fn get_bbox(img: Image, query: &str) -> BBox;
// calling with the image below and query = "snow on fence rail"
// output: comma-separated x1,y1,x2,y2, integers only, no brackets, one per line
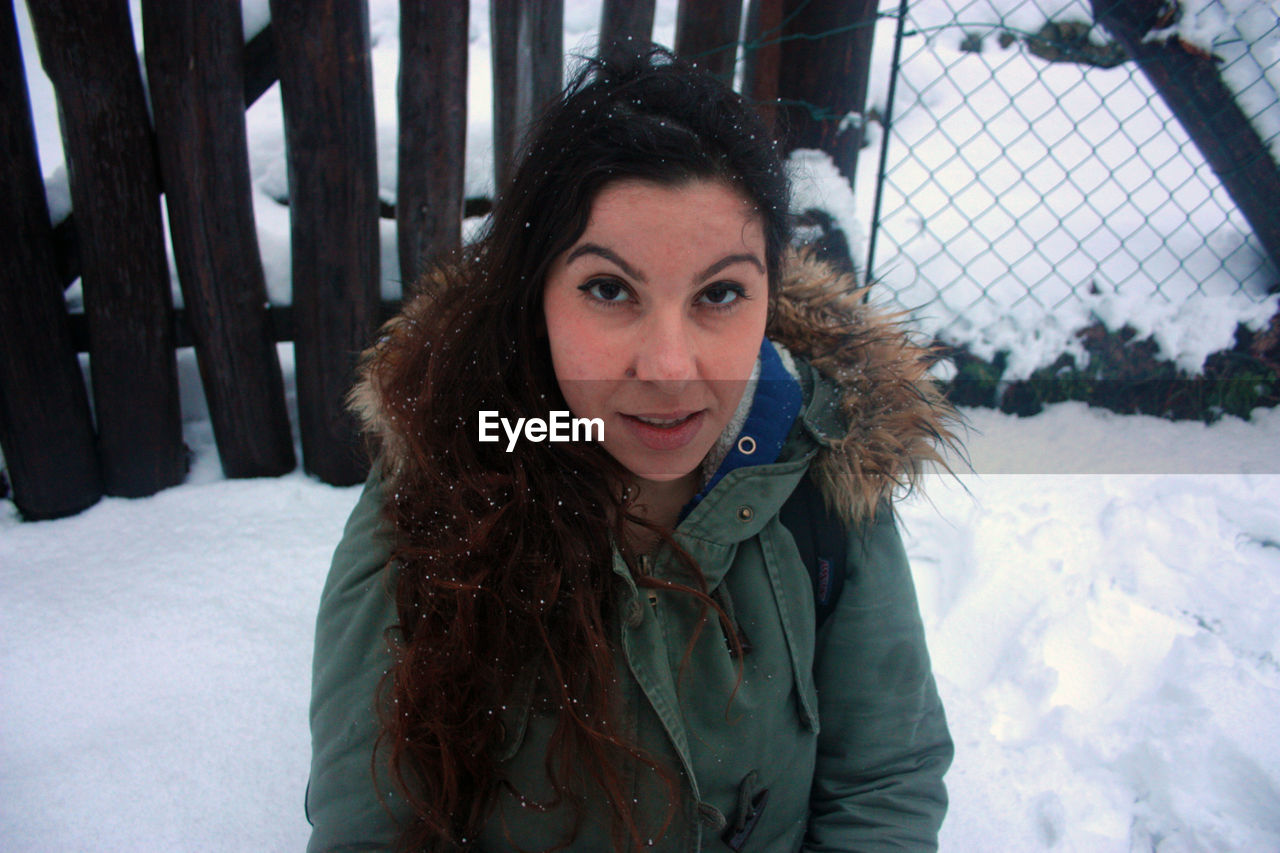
3,0,1279,521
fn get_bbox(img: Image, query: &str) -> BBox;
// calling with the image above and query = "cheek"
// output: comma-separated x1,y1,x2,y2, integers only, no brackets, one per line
546,312,602,382
717,301,769,375
549,351,617,429
544,288,584,378
544,290,626,396
556,378,604,424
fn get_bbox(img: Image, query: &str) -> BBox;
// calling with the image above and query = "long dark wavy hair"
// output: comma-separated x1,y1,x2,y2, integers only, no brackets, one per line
360,46,792,852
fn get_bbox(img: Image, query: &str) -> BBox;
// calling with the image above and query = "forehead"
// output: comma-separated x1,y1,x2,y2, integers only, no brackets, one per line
580,178,764,245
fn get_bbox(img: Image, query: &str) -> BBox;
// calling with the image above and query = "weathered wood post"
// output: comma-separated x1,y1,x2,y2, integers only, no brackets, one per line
0,0,102,519
1094,0,1280,286
28,0,186,498
600,0,656,53
244,23,279,108
48,22,280,295
270,0,381,485
776,0,879,192
398,0,468,287
490,0,564,193
142,0,296,479
675,0,744,83
742,0,785,130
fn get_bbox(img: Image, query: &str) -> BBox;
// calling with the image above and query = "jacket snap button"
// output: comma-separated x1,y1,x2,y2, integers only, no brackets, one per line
736,435,757,455
737,506,754,522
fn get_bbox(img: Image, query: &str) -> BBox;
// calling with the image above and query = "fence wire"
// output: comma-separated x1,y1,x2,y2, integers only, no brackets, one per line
861,0,1280,370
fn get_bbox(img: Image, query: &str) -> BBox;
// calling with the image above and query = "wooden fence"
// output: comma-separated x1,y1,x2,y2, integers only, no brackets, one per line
0,0,876,520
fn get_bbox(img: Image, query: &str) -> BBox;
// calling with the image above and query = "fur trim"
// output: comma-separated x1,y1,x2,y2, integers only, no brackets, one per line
768,250,962,525
347,264,472,479
351,250,961,524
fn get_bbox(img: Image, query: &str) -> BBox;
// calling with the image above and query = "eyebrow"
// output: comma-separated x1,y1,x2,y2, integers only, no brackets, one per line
696,253,766,282
565,244,647,282
564,243,766,284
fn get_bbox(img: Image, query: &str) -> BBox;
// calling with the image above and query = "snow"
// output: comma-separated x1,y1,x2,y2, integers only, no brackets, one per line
7,0,1280,849
788,148,869,280
908,465,1280,850
0,471,342,850
858,3,1280,378
1154,0,1280,169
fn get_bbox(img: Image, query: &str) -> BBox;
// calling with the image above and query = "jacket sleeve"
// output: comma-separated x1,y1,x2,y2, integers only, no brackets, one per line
306,466,409,853
804,505,953,852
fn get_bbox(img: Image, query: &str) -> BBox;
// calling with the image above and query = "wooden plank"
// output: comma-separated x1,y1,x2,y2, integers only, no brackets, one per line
27,0,186,498
270,0,381,485
490,0,564,192
776,0,878,191
142,0,295,479
0,0,102,519
600,0,656,54
675,0,743,83
243,23,278,109
397,0,468,287
48,21,279,294
1094,0,1280,287
741,0,784,131
67,299,404,355
51,214,78,288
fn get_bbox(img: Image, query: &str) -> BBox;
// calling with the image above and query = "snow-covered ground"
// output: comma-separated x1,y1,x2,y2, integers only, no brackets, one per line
7,0,1280,850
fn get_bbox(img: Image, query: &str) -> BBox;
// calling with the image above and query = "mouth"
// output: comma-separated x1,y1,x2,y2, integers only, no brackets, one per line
619,410,707,451
627,412,700,427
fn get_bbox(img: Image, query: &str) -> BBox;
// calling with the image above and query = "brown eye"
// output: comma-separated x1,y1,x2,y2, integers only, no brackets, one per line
698,283,745,306
580,278,630,303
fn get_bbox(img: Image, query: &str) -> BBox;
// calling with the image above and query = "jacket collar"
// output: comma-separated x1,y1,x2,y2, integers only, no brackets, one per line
681,338,804,521
666,356,825,589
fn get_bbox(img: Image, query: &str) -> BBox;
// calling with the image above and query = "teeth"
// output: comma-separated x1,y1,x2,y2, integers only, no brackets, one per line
635,415,687,427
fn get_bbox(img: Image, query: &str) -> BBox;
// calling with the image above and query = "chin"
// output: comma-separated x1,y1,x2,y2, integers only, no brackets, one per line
631,466,700,485
609,446,706,486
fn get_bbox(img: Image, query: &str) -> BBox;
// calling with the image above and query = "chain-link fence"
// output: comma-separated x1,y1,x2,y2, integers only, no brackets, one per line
861,0,1280,377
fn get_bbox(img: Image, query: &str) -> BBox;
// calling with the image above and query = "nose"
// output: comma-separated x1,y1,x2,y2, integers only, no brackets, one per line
629,309,697,391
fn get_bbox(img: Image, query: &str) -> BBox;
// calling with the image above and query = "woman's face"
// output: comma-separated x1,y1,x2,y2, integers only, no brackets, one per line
542,178,769,489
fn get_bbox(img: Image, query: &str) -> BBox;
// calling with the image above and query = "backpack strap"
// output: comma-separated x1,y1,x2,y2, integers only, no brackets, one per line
778,474,848,630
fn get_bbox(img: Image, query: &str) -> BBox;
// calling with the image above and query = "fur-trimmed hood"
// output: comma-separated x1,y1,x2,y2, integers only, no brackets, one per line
766,251,961,522
351,249,960,525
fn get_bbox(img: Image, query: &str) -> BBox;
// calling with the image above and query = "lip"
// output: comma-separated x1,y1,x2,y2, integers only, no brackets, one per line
619,410,707,451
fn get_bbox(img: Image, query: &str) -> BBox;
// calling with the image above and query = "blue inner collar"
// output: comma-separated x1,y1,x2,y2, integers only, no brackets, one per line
681,339,803,519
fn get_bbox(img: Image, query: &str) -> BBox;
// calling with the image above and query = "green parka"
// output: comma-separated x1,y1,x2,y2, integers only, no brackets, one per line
306,253,957,852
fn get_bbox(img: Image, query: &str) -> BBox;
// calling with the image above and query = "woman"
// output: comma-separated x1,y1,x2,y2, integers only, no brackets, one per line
307,48,957,852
